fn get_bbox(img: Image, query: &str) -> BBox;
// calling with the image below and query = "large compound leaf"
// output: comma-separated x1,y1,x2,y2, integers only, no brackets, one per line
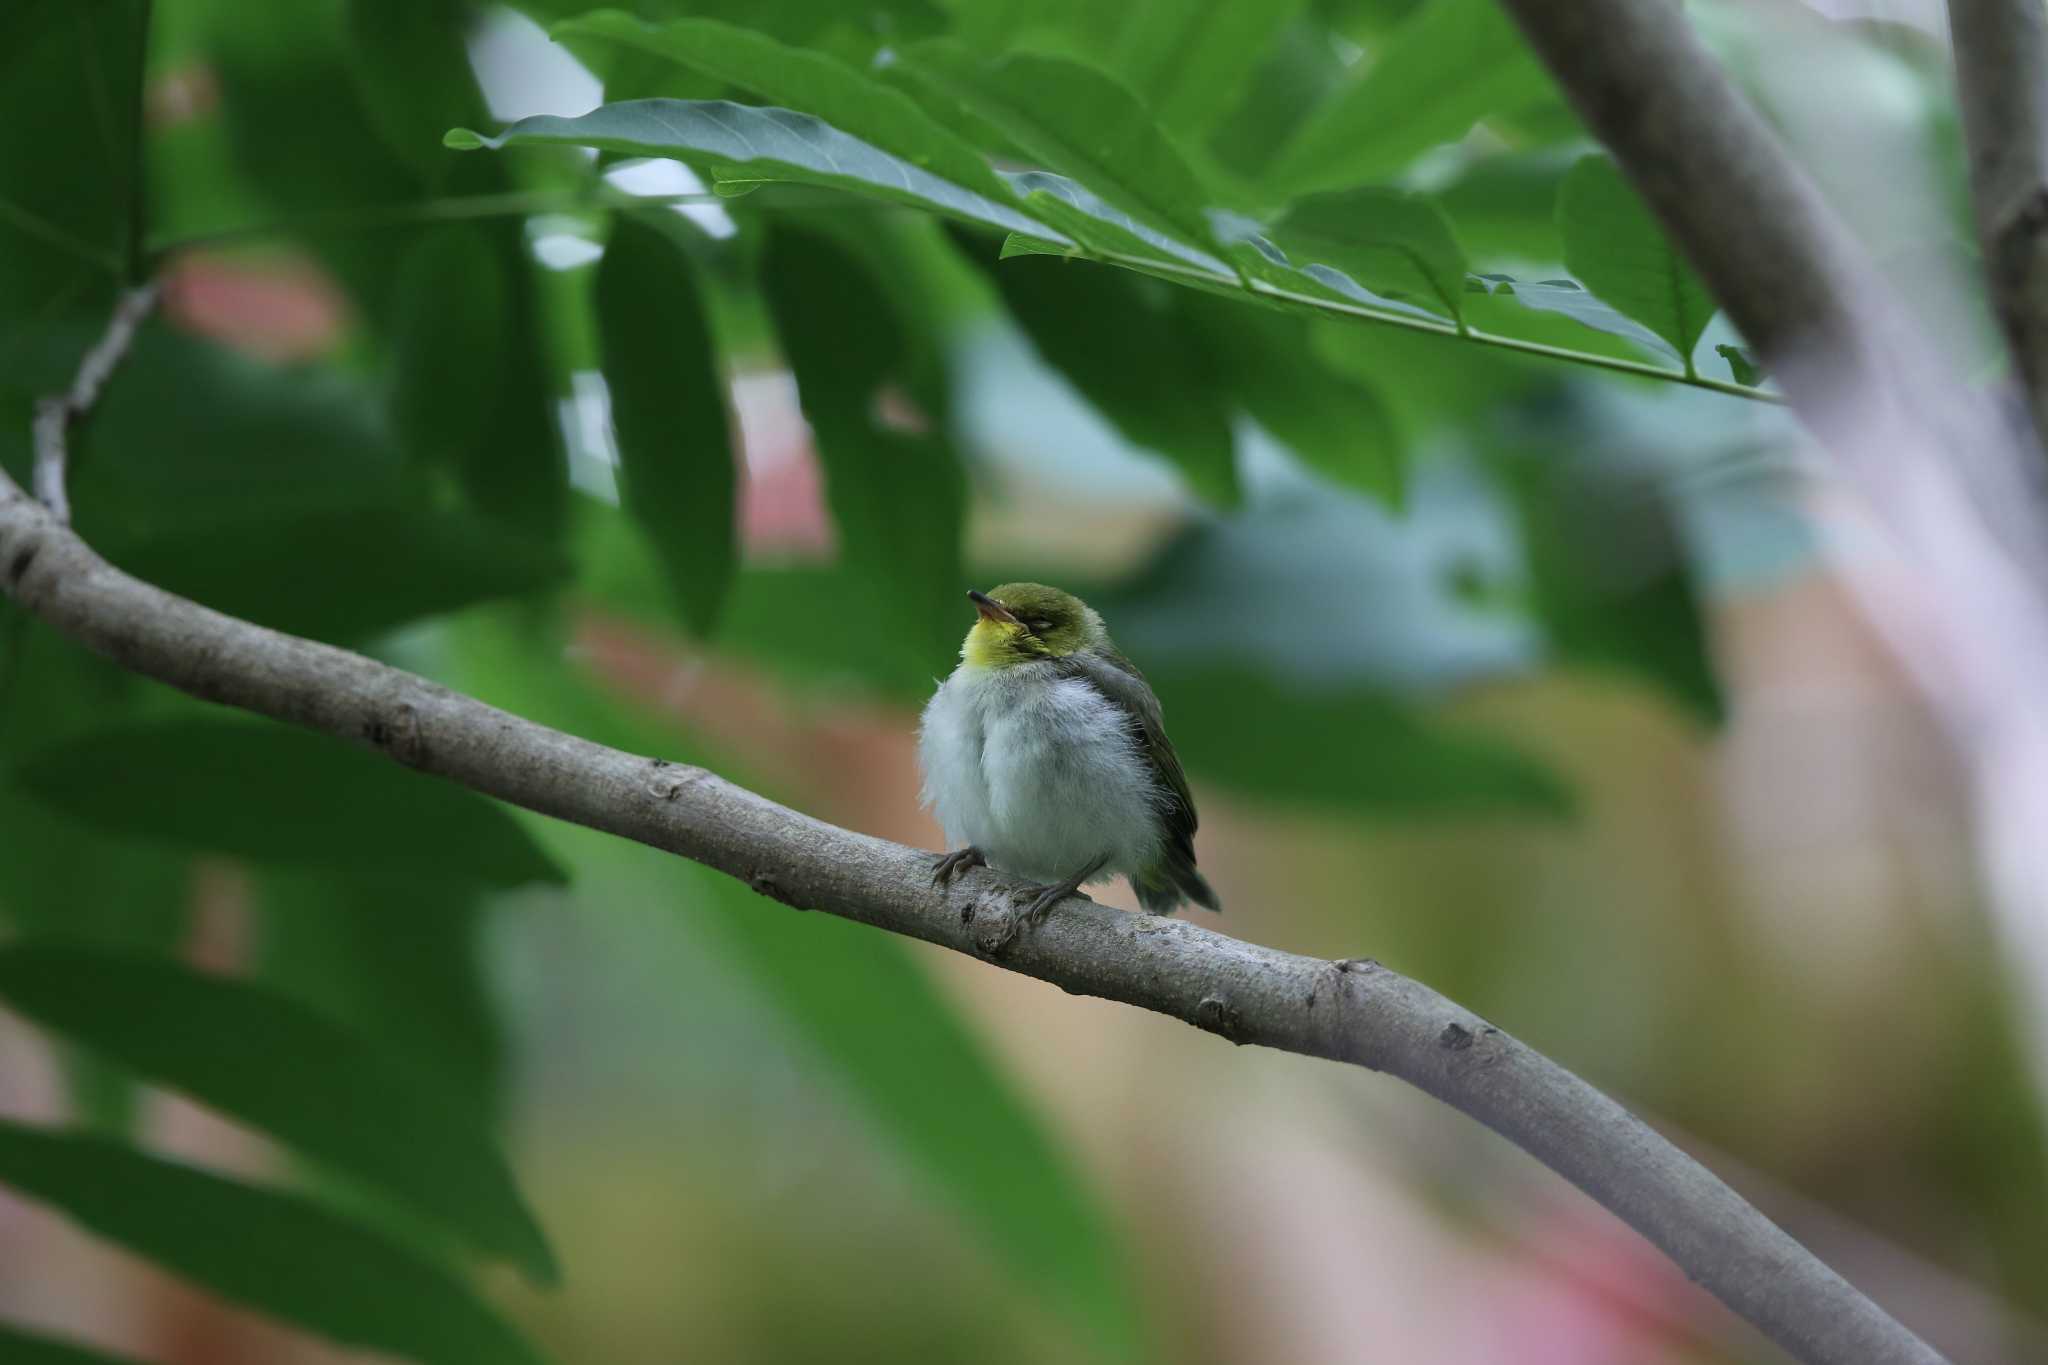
450,100,1048,237
595,214,739,638
556,11,1022,209
1557,155,1718,371
892,41,1222,253
0,945,554,1281
0,1121,547,1365
1267,0,1551,194
15,719,563,889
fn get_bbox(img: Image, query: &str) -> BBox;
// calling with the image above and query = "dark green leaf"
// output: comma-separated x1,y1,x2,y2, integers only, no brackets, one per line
893,41,1221,252
1153,667,1569,813
0,0,141,313
1272,188,1469,320
0,1121,547,1365
595,215,739,638
1557,156,1717,370
0,945,554,1281
1177,293,1402,505
0,619,193,1136
0,1322,146,1365
388,225,511,472
758,224,965,670
109,505,569,645
1114,0,1308,136
451,100,1049,237
344,0,490,188
984,255,1239,505
257,872,509,1122
43,326,402,547
1497,451,1723,724
15,719,564,889
701,875,1143,1358
556,11,1023,209
1267,0,1551,194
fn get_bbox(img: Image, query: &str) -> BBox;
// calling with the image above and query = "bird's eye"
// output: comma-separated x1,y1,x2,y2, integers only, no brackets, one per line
1027,619,1053,632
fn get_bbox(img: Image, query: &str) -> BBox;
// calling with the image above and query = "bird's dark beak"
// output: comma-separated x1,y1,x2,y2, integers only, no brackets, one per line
968,590,1018,624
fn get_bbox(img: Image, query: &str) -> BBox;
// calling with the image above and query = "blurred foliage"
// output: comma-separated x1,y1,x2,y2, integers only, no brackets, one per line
0,1,2042,1363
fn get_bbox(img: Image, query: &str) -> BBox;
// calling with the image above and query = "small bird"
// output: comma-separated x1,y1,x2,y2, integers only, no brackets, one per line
918,583,1220,924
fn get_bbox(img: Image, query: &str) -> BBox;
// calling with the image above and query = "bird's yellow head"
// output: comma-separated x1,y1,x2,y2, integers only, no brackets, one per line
960,583,1105,669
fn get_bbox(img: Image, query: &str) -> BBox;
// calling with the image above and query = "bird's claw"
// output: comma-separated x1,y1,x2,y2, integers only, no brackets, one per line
1014,882,1091,927
931,846,986,887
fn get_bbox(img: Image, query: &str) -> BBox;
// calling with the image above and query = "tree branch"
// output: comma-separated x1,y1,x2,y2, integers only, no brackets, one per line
0,433,1942,1364
29,282,157,524
1949,0,2048,447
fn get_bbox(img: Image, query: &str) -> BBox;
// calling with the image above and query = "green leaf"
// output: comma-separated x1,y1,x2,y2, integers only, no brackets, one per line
1717,342,1765,386
388,225,511,473
1267,0,1552,194
450,99,1050,238
109,505,569,645
15,719,564,889
1152,668,1570,814
1271,188,1470,320
1496,451,1723,724
0,1,142,313
257,872,509,1121
758,223,966,670
0,1121,547,1365
344,0,490,188
985,255,1240,505
1008,172,1226,270
39,325,403,546
0,945,555,1282
1557,156,1717,371
556,11,1022,211
892,41,1221,253
0,1321,146,1365
701,874,1144,1358
1114,0,1308,136
1177,292,1402,505
595,215,739,638
1468,274,1679,363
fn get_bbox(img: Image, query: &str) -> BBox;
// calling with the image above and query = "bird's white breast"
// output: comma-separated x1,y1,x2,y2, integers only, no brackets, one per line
918,662,1166,884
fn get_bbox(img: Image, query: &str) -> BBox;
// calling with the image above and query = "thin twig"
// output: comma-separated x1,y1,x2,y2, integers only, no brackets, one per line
30,283,159,525
1948,0,2048,450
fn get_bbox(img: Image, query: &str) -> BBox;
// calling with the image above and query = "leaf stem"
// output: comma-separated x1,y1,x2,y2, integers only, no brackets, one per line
1084,245,1786,404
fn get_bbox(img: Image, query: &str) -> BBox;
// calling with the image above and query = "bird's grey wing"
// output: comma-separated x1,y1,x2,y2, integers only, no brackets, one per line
1054,649,1198,848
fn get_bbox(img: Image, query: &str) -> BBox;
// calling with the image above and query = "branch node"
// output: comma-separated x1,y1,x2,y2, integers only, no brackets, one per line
1195,995,1245,1043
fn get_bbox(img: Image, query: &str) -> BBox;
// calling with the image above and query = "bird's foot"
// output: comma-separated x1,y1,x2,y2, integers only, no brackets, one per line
931,846,986,887
1011,854,1111,929
1014,880,1094,927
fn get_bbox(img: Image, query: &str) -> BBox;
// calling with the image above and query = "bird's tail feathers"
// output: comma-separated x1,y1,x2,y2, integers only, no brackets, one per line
1136,858,1221,916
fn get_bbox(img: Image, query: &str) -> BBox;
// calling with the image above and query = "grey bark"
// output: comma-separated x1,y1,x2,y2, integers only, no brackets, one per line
0,459,1944,1365
1950,0,2048,447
